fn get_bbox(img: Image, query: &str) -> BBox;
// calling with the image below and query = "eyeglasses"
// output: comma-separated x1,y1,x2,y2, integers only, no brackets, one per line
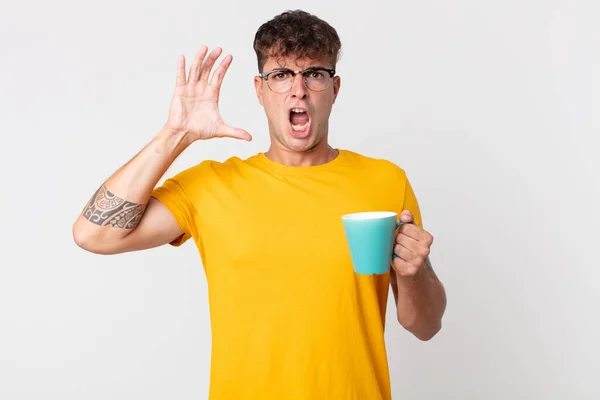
258,67,336,93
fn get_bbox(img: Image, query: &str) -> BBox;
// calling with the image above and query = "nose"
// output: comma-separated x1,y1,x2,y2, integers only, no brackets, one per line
289,73,307,98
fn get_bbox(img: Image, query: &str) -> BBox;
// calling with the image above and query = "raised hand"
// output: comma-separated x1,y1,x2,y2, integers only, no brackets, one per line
166,46,252,142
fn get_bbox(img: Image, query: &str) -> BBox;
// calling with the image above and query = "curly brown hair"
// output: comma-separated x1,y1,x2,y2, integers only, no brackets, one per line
253,10,342,73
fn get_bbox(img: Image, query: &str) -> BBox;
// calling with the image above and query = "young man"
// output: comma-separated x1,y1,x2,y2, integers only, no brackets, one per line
73,10,446,400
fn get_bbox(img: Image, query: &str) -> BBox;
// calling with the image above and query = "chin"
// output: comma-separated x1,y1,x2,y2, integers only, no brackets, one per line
279,137,308,152
284,133,325,153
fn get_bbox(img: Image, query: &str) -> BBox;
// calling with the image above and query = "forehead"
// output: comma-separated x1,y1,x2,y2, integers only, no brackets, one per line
263,55,330,71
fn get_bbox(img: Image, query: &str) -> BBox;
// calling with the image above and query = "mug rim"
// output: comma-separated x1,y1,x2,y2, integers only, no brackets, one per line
341,211,397,220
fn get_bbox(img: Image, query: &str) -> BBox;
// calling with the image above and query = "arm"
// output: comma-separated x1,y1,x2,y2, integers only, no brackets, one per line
390,253,447,341
72,45,251,255
72,127,192,254
391,210,447,341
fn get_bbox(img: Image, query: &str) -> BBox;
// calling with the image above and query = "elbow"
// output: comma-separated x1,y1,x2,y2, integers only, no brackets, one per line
400,318,442,341
414,321,442,341
72,221,115,255
72,220,90,250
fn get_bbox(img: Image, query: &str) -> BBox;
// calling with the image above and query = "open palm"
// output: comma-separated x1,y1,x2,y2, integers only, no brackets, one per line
166,46,251,142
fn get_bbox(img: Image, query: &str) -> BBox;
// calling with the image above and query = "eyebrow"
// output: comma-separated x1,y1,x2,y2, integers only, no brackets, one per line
271,66,329,71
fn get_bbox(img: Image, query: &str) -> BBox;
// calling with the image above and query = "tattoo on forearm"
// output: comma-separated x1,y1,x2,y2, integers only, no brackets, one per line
82,185,146,229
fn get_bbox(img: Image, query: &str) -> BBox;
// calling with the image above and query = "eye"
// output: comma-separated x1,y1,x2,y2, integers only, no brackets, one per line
272,71,291,80
307,70,325,79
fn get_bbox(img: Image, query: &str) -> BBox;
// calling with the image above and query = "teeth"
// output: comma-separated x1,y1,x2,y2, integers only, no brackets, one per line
291,122,309,131
291,108,306,113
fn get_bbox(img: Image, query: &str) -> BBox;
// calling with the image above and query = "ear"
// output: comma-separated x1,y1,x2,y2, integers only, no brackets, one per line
332,76,341,104
254,76,264,106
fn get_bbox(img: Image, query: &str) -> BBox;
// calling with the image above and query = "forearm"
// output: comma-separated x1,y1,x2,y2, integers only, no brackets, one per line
394,258,446,340
73,125,191,243
95,126,190,204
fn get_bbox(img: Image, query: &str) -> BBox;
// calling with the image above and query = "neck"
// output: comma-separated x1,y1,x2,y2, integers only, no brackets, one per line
265,141,339,167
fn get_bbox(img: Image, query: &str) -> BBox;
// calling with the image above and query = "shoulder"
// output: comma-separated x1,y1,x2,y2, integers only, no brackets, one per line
340,149,408,180
168,155,249,184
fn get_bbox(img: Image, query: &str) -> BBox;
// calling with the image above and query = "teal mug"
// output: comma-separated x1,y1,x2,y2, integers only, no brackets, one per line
341,211,404,275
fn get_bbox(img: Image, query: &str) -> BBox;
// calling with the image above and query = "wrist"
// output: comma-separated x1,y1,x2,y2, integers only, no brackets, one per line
393,265,430,294
157,124,194,150
147,125,192,160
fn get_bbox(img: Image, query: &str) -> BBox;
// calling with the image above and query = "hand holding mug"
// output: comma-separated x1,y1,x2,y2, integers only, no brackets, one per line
392,210,434,277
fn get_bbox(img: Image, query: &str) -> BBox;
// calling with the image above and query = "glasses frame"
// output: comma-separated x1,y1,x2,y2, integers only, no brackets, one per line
258,66,336,93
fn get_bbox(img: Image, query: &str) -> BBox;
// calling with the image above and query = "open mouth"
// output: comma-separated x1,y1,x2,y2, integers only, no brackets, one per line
289,107,311,137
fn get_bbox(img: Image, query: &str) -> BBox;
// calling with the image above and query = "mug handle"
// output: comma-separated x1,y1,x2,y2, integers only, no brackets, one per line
392,221,404,259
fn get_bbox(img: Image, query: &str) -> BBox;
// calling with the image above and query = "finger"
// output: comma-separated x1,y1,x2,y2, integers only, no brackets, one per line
394,243,426,268
393,243,412,260
176,55,186,87
392,256,420,277
209,54,233,88
398,223,422,241
395,232,420,252
394,241,419,262
200,47,223,82
399,223,432,243
396,233,430,259
188,46,209,83
217,124,253,141
400,210,414,223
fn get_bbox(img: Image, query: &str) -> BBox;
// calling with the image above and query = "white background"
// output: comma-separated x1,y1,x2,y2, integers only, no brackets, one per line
1,0,598,398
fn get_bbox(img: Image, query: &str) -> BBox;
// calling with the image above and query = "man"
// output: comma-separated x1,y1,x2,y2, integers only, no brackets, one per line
73,9,446,400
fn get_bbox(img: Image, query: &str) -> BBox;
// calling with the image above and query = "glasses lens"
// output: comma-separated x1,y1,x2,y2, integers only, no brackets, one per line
267,71,293,93
304,69,331,91
265,69,332,92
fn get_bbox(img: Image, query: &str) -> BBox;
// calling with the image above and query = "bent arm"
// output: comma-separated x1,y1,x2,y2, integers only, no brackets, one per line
390,257,446,341
72,126,192,254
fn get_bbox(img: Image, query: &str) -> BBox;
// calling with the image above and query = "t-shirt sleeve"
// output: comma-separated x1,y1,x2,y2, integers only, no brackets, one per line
402,175,423,228
151,176,196,247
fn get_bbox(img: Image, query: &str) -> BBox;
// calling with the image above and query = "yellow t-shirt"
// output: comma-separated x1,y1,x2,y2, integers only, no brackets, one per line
151,149,422,400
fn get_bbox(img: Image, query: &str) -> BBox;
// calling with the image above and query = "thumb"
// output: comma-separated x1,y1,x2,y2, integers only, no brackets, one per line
400,210,414,223
218,124,253,142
